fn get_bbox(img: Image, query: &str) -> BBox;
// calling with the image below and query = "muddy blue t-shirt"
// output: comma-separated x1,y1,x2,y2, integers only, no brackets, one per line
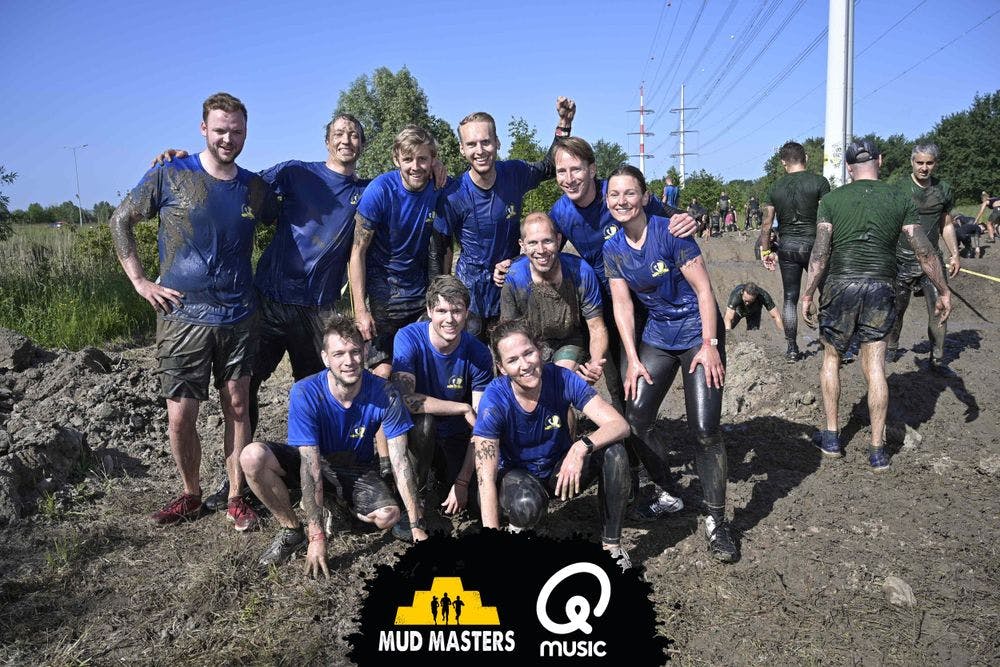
438,160,549,318
391,321,494,439
254,161,368,306
663,184,679,208
603,215,703,351
287,370,412,462
500,253,603,342
124,153,277,325
473,364,596,479
357,171,447,313
550,180,677,291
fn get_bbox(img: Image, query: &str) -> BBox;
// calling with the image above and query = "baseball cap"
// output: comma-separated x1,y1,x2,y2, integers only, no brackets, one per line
845,139,880,164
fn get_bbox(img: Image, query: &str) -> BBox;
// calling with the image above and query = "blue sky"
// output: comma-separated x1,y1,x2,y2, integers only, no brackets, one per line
2,0,997,211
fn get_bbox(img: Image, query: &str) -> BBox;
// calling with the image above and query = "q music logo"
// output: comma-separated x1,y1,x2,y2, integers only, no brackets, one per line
536,562,611,658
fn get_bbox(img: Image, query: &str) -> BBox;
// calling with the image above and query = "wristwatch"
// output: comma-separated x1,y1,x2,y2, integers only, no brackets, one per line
704,338,719,347
581,435,595,455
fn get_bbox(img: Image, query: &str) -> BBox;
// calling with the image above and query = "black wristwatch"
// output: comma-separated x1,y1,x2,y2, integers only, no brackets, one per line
581,435,595,455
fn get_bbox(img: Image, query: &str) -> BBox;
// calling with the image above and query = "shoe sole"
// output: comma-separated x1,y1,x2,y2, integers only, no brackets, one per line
227,513,259,532
870,463,890,472
816,446,844,459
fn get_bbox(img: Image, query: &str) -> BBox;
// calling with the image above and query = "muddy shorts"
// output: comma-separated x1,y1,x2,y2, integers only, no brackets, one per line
156,315,256,400
989,208,1000,224
540,337,585,365
265,442,397,517
254,293,337,382
729,310,762,331
366,301,425,369
819,279,896,354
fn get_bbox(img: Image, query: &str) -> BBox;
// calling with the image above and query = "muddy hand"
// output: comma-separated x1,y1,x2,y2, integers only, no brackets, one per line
150,148,187,167
556,96,576,125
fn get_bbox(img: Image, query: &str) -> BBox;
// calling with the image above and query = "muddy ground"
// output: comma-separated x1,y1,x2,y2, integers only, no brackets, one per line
1,233,998,665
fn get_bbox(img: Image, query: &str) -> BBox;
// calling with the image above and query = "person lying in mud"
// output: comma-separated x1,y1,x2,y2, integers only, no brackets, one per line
723,282,783,334
472,319,633,570
240,316,426,575
602,165,737,563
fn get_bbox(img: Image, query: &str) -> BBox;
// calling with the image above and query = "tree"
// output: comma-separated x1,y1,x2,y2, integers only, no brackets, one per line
592,139,628,179
335,66,463,179
92,201,115,226
758,136,825,197
27,202,52,225
0,166,15,240
923,90,1000,204
858,133,911,184
506,117,561,216
681,169,725,210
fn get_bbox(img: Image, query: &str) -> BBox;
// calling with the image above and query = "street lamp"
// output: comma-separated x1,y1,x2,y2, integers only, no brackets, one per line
63,144,88,227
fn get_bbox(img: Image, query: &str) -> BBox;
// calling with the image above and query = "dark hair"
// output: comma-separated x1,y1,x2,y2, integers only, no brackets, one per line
426,275,470,309
202,92,247,121
490,318,540,362
322,314,364,349
743,282,759,297
326,113,366,146
778,141,806,165
607,164,647,194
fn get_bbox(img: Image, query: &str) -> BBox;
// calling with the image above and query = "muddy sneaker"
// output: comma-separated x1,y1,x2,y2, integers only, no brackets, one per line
629,489,684,521
868,446,890,472
258,526,308,567
704,516,739,563
227,497,259,532
812,430,843,458
202,478,230,512
785,342,800,363
151,492,202,525
607,545,632,572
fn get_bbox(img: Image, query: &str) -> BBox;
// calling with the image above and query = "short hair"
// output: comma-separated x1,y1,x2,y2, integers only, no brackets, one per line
665,176,674,184
458,112,498,140
426,275,470,310
743,282,759,297
323,314,364,349
553,136,596,166
607,164,648,194
520,211,559,238
911,143,939,159
202,92,247,122
490,318,540,362
778,141,806,165
326,113,366,146
393,124,437,159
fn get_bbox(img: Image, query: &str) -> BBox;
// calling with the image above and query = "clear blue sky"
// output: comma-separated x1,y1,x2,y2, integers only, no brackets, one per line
2,0,997,211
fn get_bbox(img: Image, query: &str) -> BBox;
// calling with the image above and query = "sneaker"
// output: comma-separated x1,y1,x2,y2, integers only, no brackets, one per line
812,430,843,458
202,478,230,512
227,496,260,532
607,545,632,572
868,446,890,472
704,516,739,563
785,342,800,363
629,489,684,521
151,492,202,525
258,526,308,567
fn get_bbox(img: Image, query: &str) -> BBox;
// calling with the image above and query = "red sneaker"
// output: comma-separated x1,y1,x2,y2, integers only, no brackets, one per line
227,497,259,532
151,492,202,525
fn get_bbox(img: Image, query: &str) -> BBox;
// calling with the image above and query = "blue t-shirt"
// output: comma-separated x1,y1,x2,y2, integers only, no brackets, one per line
663,184,679,208
391,322,494,439
357,171,446,311
287,370,413,463
603,215,703,350
500,253,603,342
549,179,671,291
125,153,277,325
473,364,596,479
439,160,549,318
254,160,368,306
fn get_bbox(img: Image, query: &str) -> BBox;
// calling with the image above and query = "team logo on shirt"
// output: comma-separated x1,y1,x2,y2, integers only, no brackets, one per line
505,204,517,220
351,193,361,205
350,425,367,439
543,415,561,431
446,375,464,390
241,205,255,220
425,211,437,225
603,224,619,240
650,260,669,277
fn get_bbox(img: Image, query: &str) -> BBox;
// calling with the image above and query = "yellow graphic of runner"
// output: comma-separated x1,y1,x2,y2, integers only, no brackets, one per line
350,425,366,439
603,224,619,240
650,260,669,277
543,415,561,431
447,375,464,390
394,577,499,626
241,204,255,220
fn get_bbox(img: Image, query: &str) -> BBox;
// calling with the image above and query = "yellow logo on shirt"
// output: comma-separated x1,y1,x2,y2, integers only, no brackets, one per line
603,224,619,240
505,204,517,220
543,415,561,431
350,193,361,206
650,260,669,277
241,205,255,220
350,425,366,439
447,375,464,390
425,211,437,224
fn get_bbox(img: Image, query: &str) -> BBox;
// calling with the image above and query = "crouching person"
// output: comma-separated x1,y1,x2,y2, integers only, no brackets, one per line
472,319,633,569
241,315,427,575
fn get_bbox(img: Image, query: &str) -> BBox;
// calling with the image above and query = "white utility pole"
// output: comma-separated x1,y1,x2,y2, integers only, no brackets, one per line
627,84,655,175
823,0,854,186
63,144,89,227
670,84,698,188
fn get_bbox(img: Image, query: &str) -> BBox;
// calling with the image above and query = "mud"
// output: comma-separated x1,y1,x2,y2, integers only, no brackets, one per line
1,233,999,664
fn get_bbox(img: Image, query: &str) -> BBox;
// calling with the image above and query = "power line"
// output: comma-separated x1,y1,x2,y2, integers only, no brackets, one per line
640,1,671,84
646,1,709,117
643,0,686,108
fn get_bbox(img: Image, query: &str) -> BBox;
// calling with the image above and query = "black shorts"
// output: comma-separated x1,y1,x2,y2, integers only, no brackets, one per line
989,208,1000,224
265,442,397,517
254,293,337,382
367,302,425,369
819,279,896,354
156,315,256,400
731,310,762,330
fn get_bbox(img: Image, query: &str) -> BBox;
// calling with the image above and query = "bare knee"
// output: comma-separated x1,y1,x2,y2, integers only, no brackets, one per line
239,441,271,476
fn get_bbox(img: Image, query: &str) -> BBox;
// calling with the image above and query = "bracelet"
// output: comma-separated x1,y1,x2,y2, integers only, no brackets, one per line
801,295,813,301
760,249,772,257
557,126,572,136
309,529,326,542
454,478,469,487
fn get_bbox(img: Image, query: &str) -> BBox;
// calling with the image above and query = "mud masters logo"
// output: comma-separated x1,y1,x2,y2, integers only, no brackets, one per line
348,532,669,665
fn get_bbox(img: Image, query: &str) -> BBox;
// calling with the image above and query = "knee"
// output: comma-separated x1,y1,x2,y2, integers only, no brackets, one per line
222,390,249,421
239,442,270,476
694,430,723,451
601,442,629,471
500,470,547,529
626,404,655,439
372,504,401,530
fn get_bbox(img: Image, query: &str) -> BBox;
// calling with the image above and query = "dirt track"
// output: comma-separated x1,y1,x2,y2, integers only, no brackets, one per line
1,233,998,665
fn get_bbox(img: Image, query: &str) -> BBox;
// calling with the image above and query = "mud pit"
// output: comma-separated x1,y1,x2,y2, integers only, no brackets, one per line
1,233,999,664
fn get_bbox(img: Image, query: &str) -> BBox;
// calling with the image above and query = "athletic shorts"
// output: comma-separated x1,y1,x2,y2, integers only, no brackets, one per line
254,293,337,382
367,301,425,369
730,310,762,331
819,279,896,354
989,208,1000,224
264,441,397,517
540,335,585,365
156,315,256,400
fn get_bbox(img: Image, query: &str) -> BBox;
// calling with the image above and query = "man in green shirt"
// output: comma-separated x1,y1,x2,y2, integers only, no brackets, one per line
885,143,960,366
800,139,951,472
760,142,831,362
723,282,783,333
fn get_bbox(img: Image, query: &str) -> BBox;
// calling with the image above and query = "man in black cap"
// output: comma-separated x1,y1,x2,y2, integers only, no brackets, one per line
799,139,951,472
